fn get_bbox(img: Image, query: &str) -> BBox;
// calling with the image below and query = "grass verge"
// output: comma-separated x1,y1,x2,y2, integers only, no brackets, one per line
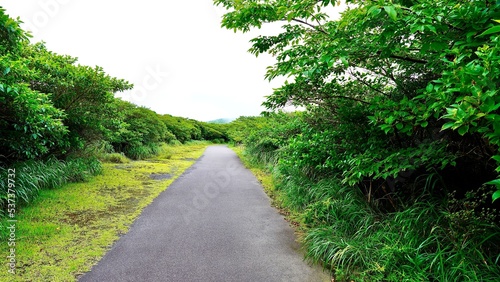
0,143,208,281
233,145,500,281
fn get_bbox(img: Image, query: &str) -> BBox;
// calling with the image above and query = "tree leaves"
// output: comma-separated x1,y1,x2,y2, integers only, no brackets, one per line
216,0,500,205
493,189,500,202
383,5,397,21
478,23,500,37
485,178,500,202
367,5,382,17
217,1,500,280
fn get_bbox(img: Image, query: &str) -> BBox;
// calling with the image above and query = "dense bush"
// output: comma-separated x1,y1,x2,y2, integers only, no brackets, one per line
218,0,500,280
110,100,175,159
226,116,271,145
161,114,228,143
20,43,133,153
0,10,68,161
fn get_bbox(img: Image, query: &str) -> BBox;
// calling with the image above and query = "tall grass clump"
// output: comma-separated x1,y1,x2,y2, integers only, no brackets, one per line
278,173,500,281
0,157,102,217
124,143,161,160
245,137,281,167
100,152,130,163
154,143,174,160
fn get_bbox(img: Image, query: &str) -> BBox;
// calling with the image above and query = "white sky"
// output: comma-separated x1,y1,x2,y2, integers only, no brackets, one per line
2,0,346,121
1,0,288,121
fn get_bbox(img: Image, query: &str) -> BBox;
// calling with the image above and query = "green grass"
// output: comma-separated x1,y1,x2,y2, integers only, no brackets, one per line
124,143,162,160
233,145,500,282
0,143,208,281
99,152,130,164
0,158,102,219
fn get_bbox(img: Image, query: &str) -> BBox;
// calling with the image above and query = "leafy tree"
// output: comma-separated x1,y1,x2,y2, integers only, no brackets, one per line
215,0,500,280
20,43,133,152
226,116,269,144
215,0,500,200
0,9,67,161
198,122,228,142
112,100,175,157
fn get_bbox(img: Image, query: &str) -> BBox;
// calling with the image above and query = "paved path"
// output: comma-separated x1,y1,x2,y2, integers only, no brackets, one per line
79,145,330,282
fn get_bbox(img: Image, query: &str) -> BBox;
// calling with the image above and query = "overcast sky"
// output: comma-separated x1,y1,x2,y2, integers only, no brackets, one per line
2,1,345,121
1,0,288,121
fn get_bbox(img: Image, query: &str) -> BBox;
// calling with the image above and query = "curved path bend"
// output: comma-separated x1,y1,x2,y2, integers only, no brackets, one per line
80,145,330,282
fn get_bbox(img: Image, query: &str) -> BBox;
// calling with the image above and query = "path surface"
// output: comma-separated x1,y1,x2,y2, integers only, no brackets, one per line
79,145,330,282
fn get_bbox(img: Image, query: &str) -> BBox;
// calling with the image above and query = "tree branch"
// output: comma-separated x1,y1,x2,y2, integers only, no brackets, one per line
383,52,427,64
349,70,391,97
328,95,370,105
291,18,329,35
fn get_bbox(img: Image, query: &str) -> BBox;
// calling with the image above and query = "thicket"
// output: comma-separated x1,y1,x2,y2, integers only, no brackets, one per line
0,8,228,216
217,0,500,280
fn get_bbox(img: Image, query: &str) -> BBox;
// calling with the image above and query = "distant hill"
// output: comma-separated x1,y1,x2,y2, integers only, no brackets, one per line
207,118,234,124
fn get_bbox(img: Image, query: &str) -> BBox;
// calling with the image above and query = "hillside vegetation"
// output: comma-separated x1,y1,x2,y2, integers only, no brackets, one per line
215,0,500,281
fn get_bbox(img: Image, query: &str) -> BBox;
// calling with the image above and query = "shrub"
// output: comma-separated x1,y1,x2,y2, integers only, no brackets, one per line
124,143,161,160
100,152,130,164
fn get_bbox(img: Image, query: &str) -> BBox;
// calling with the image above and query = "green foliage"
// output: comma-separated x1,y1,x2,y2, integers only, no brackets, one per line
100,153,130,164
432,18,500,200
0,7,29,54
160,114,228,143
216,0,500,280
161,114,194,142
20,43,133,151
0,84,68,160
199,122,228,142
0,9,68,161
124,143,162,160
115,101,172,144
226,115,270,144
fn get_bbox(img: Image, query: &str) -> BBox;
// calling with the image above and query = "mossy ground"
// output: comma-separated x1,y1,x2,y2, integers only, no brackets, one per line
0,143,208,281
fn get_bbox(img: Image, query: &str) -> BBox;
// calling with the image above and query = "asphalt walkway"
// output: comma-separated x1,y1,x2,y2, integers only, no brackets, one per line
79,145,330,282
